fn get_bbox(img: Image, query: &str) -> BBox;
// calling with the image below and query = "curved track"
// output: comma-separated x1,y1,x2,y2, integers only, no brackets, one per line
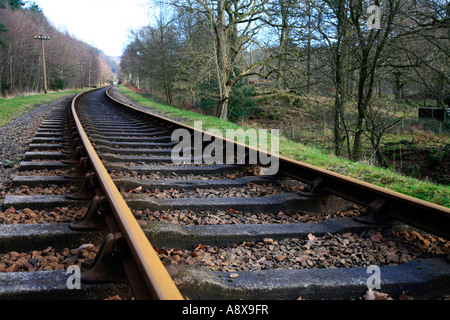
1,86,449,300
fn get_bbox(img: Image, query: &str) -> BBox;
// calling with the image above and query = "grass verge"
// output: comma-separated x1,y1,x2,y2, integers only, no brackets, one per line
0,88,90,127
116,84,450,208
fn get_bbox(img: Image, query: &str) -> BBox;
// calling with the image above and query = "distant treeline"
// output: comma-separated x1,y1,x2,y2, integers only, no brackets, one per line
0,0,116,95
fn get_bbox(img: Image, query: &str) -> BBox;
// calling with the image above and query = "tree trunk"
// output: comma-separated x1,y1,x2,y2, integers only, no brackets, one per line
351,65,368,162
306,0,312,94
332,0,349,157
214,0,230,119
374,144,388,167
333,91,346,156
437,67,447,109
352,114,364,161
216,93,230,119
393,71,403,100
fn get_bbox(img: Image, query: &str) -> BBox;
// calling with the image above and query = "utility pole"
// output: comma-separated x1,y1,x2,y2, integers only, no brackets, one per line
34,35,50,93
88,60,92,87
79,62,85,88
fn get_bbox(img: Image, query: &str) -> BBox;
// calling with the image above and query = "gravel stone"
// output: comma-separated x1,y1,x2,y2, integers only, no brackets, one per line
154,229,450,272
0,96,73,207
0,245,99,273
132,207,360,225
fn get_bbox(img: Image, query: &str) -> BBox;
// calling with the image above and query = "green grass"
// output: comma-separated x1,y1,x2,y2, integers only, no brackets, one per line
117,84,450,208
0,89,89,127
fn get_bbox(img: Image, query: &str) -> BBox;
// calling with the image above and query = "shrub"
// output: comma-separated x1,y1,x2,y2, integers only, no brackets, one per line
228,80,256,122
50,78,65,90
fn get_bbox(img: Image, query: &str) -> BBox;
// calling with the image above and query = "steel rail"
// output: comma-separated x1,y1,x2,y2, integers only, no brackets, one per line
70,88,183,300
105,87,450,240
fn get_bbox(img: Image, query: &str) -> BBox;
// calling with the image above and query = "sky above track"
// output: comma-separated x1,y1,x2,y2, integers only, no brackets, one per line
33,0,154,57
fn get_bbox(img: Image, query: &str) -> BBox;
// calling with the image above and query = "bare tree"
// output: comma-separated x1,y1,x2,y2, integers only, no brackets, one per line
170,0,273,119
314,0,402,160
364,98,404,167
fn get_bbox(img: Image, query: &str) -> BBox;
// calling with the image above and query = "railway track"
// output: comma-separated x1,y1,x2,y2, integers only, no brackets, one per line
0,86,449,301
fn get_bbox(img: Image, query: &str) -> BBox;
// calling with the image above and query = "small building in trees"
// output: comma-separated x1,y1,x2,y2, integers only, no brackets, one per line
418,107,450,124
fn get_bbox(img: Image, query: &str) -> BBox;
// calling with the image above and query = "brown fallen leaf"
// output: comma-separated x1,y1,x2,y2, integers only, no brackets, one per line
194,244,209,251
275,211,287,216
104,295,122,300
128,186,142,193
307,233,316,242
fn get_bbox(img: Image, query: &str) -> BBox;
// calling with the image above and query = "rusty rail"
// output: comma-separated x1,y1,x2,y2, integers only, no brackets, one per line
105,86,450,240
65,88,183,300
63,85,449,299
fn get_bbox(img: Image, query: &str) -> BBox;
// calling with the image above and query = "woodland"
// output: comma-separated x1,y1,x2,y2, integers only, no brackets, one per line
0,0,116,95
120,0,449,176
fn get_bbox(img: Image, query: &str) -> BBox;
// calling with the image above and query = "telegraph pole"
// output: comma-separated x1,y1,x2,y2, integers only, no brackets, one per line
79,62,85,88
34,35,50,93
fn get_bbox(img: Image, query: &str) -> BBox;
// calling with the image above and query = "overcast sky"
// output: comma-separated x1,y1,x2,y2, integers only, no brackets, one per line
33,0,154,57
